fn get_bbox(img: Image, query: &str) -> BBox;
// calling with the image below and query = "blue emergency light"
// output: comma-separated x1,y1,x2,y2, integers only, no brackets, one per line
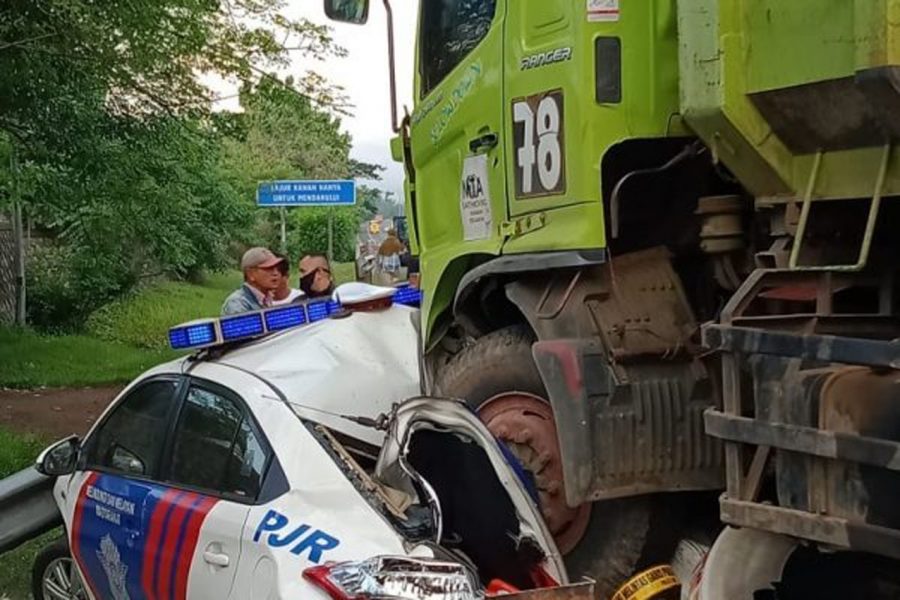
167,287,425,351
393,285,422,308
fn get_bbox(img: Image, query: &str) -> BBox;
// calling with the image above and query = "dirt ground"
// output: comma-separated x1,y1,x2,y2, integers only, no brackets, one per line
0,386,122,439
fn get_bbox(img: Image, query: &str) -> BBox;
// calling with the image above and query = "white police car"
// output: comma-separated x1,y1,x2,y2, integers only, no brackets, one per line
31,285,568,599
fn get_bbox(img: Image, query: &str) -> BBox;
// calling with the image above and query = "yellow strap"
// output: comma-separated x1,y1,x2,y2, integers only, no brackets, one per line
612,565,680,600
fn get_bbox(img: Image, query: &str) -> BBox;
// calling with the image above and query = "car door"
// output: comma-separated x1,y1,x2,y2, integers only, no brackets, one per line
411,0,508,266
158,379,266,599
61,376,262,600
503,0,577,217
63,377,186,599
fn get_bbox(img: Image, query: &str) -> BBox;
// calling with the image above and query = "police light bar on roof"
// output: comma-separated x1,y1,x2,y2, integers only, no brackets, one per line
168,286,425,351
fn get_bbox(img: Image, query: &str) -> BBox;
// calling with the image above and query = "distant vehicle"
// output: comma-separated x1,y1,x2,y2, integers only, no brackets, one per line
29,289,569,599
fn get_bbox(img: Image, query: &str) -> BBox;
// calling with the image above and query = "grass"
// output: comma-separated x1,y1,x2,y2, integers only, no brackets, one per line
86,264,356,350
86,270,243,349
0,428,56,599
0,327,178,390
0,428,46,479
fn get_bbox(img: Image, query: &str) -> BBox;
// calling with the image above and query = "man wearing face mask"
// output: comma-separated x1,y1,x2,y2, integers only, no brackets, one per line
298,253,335,299
221,247,285,315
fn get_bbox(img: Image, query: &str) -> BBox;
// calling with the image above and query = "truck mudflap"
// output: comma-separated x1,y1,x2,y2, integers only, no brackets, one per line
532,337,723,507
703,268,900,560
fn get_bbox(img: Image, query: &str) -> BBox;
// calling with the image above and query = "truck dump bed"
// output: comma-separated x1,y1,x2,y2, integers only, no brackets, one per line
679,0,900,201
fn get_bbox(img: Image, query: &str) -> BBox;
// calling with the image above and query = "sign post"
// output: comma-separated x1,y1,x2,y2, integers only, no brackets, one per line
256,180,357,261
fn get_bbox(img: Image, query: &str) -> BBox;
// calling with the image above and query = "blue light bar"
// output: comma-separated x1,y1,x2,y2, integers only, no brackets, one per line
168,284,424,351
264,304,306,331
169,321,217,350
306,300,330,323
393,286,423,307
220,312,265,341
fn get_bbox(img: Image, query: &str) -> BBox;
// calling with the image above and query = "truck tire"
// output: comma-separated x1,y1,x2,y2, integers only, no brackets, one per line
32,535,87,600
435,326,658,597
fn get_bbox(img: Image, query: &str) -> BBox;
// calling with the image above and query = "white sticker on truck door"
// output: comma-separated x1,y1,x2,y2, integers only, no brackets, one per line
460,154,493,241
587,0,620,22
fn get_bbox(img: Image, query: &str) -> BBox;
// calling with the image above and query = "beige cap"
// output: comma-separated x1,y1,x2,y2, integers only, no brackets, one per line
240,247,285,270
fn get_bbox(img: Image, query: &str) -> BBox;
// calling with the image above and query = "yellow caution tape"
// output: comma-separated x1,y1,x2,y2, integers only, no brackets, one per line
611,565,680,600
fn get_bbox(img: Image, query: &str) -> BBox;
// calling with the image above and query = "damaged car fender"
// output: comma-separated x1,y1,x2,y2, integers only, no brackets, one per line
376,397,568,585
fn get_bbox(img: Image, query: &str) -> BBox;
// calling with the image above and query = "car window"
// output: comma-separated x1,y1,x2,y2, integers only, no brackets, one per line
420,0,496,96
223,419,267,499
86,379,178,477
168,384,268,500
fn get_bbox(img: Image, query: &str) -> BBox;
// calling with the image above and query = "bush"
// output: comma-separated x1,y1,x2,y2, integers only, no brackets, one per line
86,272,242,349
26,243,135,332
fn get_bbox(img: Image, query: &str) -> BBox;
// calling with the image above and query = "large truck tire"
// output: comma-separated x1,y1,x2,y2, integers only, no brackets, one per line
435,326,661,597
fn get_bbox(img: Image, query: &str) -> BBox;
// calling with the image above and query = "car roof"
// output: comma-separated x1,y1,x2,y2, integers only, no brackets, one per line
142,304,422,444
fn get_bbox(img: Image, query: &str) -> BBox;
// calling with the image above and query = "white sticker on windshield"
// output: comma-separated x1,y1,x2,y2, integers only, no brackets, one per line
460,154,493,241
588,0,620,22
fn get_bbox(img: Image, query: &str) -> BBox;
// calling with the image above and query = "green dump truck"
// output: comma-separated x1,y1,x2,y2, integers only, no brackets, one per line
326,1,900,596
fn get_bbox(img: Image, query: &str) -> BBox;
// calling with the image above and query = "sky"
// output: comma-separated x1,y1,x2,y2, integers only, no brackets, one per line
213,2,420,199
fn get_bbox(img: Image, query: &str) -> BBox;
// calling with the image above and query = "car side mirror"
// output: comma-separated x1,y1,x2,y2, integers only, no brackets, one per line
36,436,80,476
324,0,369,24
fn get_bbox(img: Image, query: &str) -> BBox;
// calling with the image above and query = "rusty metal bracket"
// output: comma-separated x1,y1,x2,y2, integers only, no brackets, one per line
720,497,900,561
535,270,582,320
789,143,892,271
703,324,900,369
505,582,596,600
706,410,900,472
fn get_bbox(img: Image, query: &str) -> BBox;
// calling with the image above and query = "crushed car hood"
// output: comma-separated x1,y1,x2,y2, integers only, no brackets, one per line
214,305,421,446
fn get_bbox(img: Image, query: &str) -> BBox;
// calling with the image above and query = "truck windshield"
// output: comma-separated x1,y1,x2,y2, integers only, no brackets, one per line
419,0,496,95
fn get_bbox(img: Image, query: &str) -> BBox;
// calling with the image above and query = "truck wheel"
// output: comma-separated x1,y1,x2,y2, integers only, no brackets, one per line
32,535,87,600
435,326,656,596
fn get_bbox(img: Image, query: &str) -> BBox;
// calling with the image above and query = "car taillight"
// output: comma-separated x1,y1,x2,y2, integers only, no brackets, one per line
304,556,483,599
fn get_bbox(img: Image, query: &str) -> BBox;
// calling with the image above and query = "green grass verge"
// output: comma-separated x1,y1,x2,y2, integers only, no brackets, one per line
86,271,243,349
0,531,59,599
0,327,178,390
87,265,355,350
0,428,45,478
0,428,55,599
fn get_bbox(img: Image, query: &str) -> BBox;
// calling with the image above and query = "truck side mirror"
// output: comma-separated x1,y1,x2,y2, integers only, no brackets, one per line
36,436,80,476
324,0,370,24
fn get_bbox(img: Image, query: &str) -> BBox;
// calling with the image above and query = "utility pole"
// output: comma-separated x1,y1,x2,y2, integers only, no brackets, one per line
280,206,287,253
327,208,334,263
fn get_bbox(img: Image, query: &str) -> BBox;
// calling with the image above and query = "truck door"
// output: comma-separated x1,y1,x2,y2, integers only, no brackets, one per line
503,0,579,217
411,0,507,258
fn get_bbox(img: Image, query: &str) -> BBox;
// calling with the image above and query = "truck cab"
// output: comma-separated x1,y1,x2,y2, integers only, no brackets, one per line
326,0,900,596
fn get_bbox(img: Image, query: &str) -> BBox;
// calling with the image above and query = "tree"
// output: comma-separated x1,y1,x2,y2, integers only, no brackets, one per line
0,1,355,329
219,76,386,262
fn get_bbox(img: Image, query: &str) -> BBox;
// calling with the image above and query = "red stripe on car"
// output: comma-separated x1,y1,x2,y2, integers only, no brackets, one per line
70,472,102,599
141,488,180,600
173,496,219,599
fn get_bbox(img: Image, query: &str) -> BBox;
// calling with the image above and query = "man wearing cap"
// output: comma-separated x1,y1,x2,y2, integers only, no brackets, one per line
222,247,286,315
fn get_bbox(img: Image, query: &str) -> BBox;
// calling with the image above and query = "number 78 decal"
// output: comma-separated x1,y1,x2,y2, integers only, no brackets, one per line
512,90,566,198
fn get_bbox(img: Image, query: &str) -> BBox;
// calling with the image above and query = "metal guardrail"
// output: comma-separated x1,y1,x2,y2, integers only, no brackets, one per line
0,467,62,555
